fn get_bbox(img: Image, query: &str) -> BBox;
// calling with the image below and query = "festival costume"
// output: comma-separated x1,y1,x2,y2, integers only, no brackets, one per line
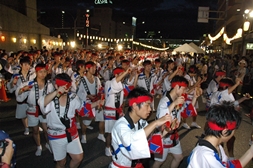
51,64,63,80
210,89,238,106
104,78,124,133
154,95,186,162
184,74,199,110
101,65,115,82
162,80,171,95
151,67,164,95
16,79,54,127
110,113,150,168
38,93,83,161
54,66,73,77
137,72,158,110
187,139,242,168
162,71,174,94
5,64,20,75
205,79,219,109
71,72,104,123
7,71,36,119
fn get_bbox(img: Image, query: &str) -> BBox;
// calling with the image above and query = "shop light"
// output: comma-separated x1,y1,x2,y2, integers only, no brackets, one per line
1,35,5,42
243,21,250,31
70,41,75,48
12,38,16,43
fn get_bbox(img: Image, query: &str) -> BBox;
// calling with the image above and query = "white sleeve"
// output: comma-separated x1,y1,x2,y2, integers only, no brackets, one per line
70,73,77,93
103,70,110,81
7,77,16,93
126,77,134,85
15,82,29,102
107,78,123,94
117,124,150,160
157,98,170,119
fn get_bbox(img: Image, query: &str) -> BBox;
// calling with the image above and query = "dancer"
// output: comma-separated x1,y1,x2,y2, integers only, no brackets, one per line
110,87,172,168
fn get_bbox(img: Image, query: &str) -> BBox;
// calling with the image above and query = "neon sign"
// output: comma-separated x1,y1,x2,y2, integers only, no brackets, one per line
86,14,89,27
94,0,113,5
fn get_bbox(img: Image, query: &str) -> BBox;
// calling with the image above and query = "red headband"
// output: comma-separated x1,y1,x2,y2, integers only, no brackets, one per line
35,67,46,72
113,68,125,75
216,71,226,76
189,67,195,73
208,121,236,131
85,63,94,68
55,79,71,88
179,67,185,72
219,82,231,88
171,82,188,88
129,96,152,106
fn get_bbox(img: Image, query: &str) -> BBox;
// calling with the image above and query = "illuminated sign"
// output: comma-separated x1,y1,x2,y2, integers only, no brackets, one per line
86,14,89,27
94,0,113,5
246,43,253,50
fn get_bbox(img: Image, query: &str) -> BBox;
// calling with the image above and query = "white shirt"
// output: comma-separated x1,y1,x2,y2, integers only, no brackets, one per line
110,116,149,167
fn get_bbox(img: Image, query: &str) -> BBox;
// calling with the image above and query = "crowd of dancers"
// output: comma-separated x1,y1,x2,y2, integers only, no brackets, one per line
1,47,253,168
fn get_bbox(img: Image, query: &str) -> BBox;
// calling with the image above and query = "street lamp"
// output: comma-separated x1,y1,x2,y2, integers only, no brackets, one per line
62,10,78,44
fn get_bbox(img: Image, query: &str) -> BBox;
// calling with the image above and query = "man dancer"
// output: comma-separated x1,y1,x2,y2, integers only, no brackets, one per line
182,65,203,129
7,56,36,135
188,101,253,168
205,70,226,109
104,67,133,156
38,73,85,168
137,60,158,111
73,61,105,144
210,77,250,160
16,64,54,156
110,87,172,168
153,75,201,168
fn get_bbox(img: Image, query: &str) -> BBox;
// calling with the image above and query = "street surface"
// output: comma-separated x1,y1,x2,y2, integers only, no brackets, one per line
1,93,253,168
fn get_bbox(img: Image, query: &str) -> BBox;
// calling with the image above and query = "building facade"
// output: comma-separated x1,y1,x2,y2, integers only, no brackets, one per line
0,0,62,52
212,0,253,56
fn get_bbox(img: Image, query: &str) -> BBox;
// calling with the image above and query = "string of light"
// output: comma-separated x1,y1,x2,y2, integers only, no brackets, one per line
77,35,170,50
132,41,170,51
208,26,244,45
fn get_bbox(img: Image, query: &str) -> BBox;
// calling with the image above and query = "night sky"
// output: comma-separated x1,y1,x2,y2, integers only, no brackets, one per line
37,0,217,39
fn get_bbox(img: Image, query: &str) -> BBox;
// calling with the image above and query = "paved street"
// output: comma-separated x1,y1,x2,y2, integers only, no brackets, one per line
1,93,253,168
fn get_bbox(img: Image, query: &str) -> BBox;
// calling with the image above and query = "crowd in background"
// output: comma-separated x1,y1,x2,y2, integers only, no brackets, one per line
1,46,253,168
